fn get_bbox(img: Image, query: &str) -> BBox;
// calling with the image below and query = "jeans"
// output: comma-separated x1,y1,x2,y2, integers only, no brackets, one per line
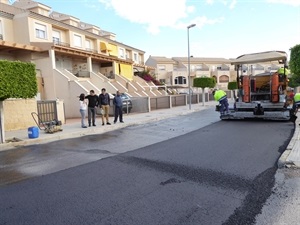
114,106,123,122
87,107,96,125
80,109,87,127
219,98,229,115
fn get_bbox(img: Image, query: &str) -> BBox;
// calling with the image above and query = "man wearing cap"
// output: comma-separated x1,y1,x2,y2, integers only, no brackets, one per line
212,89,229,115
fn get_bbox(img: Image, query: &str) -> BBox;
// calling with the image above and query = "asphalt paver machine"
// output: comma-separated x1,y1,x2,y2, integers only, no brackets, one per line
220,50,292,120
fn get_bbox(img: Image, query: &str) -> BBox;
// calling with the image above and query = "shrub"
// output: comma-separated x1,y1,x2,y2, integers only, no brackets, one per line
0,60,37,101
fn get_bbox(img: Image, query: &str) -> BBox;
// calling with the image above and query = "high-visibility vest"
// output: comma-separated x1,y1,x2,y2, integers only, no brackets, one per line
277,68,290,75
214,90,227,101
294,93,300,103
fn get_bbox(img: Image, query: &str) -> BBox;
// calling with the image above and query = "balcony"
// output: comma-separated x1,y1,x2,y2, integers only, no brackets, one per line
53,40,70,47
85,48,98,53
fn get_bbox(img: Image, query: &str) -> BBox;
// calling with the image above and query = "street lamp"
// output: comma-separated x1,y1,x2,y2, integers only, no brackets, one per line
187,23,196,110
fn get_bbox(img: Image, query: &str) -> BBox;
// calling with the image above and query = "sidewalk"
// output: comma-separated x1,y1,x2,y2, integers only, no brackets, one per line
0,102,216,151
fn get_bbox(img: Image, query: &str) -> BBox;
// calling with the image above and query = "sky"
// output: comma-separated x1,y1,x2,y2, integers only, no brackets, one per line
26,0,300,60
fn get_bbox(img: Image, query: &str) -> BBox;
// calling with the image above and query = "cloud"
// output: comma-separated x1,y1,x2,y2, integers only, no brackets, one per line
206,0,237,9
205,0,215,4
98,0,224,34
228,0,237,9
219,0,237,9
266,0,300,6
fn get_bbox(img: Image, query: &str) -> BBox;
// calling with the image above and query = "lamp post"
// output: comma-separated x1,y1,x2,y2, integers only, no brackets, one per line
187,23,196,110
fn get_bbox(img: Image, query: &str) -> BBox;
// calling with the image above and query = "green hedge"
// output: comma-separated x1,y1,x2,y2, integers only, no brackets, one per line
193,77,216,89
228,81,238,90
0,60,37,101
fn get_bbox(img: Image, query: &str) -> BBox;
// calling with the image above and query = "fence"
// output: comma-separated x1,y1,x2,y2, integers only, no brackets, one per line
36,92,232,120
37,100,58,123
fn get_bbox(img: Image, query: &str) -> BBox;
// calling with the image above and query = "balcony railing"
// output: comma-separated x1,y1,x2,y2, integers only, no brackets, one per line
67,69,90,78
85,48,98,53
53,40,70,48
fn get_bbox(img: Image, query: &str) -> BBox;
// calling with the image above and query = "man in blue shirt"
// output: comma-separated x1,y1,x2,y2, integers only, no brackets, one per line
113,91,124,124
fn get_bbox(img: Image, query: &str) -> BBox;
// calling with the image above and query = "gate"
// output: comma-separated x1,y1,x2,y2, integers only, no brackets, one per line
37,100,58,123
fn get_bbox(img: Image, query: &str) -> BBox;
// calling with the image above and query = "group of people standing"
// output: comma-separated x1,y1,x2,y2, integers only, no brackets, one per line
79,89,124,128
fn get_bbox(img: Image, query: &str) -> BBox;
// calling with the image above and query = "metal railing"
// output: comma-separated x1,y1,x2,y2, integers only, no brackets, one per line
85,48,98,53
53,40,70,47
37,100,58,123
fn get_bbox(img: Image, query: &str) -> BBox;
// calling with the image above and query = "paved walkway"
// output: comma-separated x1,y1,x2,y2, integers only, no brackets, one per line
1,101,300,170
0,102,216,151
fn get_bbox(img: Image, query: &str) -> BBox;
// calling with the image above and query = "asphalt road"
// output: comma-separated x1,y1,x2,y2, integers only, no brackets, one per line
0,109,295,225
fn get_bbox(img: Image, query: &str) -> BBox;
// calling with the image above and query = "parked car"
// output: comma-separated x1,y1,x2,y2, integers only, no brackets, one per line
111,93,133,113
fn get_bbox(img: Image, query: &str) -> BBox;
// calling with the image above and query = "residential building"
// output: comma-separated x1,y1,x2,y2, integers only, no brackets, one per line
145,55,282,92
0,0,160,119
146,56,235,91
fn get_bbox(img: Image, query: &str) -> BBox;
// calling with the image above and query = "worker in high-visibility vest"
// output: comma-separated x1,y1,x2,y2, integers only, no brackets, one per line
212,89,229,115
293,93,300,114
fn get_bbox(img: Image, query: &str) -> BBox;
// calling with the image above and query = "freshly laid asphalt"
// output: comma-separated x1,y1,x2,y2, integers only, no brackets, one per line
2,100,300,224
1,100,300,169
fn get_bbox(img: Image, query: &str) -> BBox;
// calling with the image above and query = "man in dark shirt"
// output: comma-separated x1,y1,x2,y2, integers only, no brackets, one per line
99,88,111,126
113,90,124,124
85,90,98,126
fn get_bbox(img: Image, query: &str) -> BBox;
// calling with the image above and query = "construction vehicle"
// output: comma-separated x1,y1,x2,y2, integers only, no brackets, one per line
219,50,292,120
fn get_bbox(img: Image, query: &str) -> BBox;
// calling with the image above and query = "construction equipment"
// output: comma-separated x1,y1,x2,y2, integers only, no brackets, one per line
218,50,292,121
31,112,63,133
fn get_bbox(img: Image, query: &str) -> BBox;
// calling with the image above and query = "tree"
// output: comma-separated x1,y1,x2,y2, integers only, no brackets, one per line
289,44,300,88
0,60,37,143
193,77,216,105
228,81,238,100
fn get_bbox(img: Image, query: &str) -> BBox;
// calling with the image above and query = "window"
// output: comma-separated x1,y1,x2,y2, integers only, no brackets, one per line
159,79,166,84
219,75,229,83
119,48,125,59
158,65,166,71
52,30,60,44
35,23,47,39
0,20,3,40
174,76,186,85
85,40,91,49
74,34,82,47
133,52,138,62
126,51,130,59
196,65,202,70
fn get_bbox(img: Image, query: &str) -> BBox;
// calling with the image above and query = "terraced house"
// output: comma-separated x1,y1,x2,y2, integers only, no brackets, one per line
145,56,283,92
0,0,161,120
145,56,235,91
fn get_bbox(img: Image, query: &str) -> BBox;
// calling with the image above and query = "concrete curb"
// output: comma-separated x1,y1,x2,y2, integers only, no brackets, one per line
278,115,300,169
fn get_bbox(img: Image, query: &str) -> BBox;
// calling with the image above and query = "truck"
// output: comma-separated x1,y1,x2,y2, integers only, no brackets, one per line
219,50,292,121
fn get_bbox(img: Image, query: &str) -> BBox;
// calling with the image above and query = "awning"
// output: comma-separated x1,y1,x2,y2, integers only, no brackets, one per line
119,63,133,80
100,42,112,51
231,51,287,65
